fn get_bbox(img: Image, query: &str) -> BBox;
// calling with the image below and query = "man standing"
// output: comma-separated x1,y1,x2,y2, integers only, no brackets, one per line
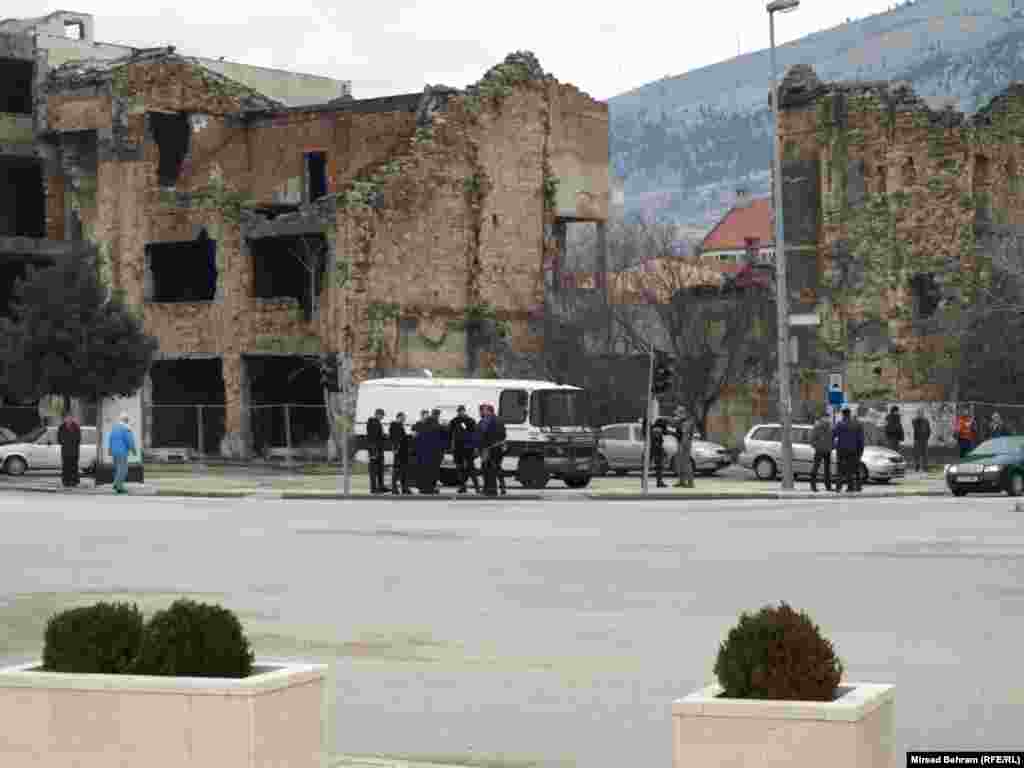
449,404,479,494
911,409,932,473
478,403,507,496
366,408,388,494
990,411,1009,439
672,406,695,489
808,412,833,492
955,409,977,458
108,412,137,494
389,411,411,495
58,411,82,488
833,407,864,493
884,405,905,453
430,409,446,491
650,418,668,488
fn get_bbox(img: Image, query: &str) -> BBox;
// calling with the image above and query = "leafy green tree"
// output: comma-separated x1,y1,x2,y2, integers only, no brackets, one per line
0,254,158,459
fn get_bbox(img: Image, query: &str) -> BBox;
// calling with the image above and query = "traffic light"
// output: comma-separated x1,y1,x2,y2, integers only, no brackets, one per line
652,354,674,395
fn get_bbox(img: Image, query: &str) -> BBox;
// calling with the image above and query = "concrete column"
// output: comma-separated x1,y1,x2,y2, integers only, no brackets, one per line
141,373,153,449
221,354,250,458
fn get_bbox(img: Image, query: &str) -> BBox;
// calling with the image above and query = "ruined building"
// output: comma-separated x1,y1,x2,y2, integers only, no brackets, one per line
774,64,1024,406
0,12,609,457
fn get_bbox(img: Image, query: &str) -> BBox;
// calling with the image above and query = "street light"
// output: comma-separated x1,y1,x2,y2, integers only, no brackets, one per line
768,0,799,489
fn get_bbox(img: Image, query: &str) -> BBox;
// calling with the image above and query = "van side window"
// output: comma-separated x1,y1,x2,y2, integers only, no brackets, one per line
499,389,528,424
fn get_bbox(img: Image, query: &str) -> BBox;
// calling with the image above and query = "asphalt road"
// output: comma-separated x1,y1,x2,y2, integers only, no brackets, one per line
1,492,1021,767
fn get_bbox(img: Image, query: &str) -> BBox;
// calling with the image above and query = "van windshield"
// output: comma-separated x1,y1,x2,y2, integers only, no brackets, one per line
530,389,592,428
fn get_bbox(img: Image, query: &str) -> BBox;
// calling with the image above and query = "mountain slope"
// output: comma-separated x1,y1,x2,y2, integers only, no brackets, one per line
609,0,1024,231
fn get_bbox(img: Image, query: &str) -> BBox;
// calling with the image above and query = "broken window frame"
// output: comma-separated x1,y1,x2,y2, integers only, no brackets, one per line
146,229,218,303
149,112,191,188
249,234,327,322
304,150,328,203
0,157,46,238
0,57,34,115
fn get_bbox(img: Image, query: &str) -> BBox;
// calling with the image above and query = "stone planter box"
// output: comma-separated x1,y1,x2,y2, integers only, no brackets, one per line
0,659,327,768
673,682,895,768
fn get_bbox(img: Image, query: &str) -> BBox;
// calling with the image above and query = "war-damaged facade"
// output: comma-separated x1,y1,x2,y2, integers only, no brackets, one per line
774,64,1024,409
0,12,609,458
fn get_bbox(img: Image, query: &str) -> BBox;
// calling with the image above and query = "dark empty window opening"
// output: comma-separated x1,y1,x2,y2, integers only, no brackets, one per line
250,234,327,321
305,152,327,202
245,355,328,456
149,358,226,453
0,58,33,114
910,272,941,319
147,229,217,302
150,112,190,187
0,158,45,237
63,21,84,40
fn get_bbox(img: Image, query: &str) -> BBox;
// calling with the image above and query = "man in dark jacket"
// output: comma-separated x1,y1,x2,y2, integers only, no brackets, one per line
833,407,865,493
389,411,411,494
884,406,905,453
650,418,668,488
478,403,507,496
449,404,479,494
413,412,443,494
366,408,388,493
58,412,82,488
808,412,833,492
911,409,931,473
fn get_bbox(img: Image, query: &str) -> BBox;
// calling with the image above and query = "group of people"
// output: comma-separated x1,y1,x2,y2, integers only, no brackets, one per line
366,403,508,496
56,410,137,493
643,405,697,489
954,409,1010,457
808,407,866,493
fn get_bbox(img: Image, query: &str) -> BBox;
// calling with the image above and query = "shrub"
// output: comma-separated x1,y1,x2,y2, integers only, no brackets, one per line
713,602,844,701
42,601,144,674
132,598,254,678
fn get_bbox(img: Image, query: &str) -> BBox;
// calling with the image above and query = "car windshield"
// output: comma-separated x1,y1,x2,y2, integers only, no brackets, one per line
19,425,46,443
0,427,16,444
531,389,592,428
968,437,1024,457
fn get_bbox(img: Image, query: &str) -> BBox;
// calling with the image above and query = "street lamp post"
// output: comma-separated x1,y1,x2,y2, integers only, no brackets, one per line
768,0,799,490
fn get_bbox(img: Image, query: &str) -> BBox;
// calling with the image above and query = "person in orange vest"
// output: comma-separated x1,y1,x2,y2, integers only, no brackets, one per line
955,409,977,458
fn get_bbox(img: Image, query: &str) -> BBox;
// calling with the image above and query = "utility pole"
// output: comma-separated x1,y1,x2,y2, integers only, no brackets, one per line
641,345,655,495
768,0,800,490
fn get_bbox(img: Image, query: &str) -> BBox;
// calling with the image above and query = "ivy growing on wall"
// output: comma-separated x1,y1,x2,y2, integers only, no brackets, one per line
188,164,255,223
366,301,401,354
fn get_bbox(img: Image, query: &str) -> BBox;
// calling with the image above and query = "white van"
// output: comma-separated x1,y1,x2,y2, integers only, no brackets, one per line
353,377,597,489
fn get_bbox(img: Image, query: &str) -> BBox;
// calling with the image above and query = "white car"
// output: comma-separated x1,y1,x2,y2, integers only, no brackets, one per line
0,426,99,476
594,422,733,476
737,422,906,483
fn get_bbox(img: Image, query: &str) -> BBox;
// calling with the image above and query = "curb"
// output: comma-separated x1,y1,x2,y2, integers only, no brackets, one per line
585,490,950,501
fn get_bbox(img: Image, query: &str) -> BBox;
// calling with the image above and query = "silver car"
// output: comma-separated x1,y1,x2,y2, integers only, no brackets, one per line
594,422,732,477
737,422,906,483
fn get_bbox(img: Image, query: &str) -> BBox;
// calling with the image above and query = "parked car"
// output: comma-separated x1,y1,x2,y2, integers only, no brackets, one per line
945,436,1024,497
0,425,99,476
594,422,732,477
0,427,18,445
738,422,906,483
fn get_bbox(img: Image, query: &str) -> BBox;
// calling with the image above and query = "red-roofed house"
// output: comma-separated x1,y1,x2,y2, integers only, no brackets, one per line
699,190,776,270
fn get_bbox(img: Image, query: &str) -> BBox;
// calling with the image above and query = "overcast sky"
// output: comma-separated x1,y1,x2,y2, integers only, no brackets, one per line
11,0,899,100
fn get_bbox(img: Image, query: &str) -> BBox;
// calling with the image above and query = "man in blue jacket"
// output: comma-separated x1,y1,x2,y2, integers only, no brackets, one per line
832,407,865,493
108,412,137,494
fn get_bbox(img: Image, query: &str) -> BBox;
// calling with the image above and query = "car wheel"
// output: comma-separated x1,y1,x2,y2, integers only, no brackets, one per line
594,454,609,477
1007,471,1024,497
517,455,549,489
564,475,591,489
753,456,777,481
952,488,968,497
4,456,27,476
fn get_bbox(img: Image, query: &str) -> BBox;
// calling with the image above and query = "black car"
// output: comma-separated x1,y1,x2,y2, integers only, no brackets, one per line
945,436,1024,497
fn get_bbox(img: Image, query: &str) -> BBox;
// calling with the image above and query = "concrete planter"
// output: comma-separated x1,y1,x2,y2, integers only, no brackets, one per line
0,659,327,768
673,682,895,768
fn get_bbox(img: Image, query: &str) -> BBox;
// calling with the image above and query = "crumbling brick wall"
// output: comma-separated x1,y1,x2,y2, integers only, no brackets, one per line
777,65,1022,403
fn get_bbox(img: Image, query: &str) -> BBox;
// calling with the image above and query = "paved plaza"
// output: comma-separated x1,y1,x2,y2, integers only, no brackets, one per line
1,491,1021,767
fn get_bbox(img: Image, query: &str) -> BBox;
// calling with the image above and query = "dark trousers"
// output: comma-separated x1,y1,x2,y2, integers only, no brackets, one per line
810,451,831,490
482,447,505,494
60,450,80,487
391,458,409,493
836,450,860,491
454,449,478,490
416,458,439,494
958,439,973,458
369,447,385,492
913,441,929,472
651,449,665,486
886,437,901,453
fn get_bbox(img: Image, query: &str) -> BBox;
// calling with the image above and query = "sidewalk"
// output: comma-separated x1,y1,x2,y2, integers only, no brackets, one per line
0,469,953,501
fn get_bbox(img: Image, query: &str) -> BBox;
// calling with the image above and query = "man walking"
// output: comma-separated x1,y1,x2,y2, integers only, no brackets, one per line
672,406,695,489
389,411,411,495
833,407,864,493
367,408,388,494
58,411,82,488
911,409,931,473
449,404,479,494
884,405,905,454
808,411,833,492
108,413,137,494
